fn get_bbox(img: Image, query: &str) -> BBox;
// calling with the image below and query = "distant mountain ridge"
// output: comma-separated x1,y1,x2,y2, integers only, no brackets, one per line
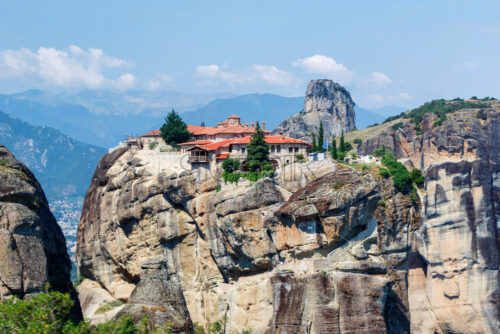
0,110,106,198
0,89,407,148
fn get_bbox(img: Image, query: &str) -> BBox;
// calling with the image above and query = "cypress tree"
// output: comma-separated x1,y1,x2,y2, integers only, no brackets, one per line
339,130,345,153
318,122,325,152
311,133,317,152
330,136,337,159
246,122,270,172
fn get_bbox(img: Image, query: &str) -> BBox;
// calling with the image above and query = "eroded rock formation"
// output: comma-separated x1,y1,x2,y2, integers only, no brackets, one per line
0,145,81,318
76,148,419,333
357,104,500,333
274,79,356,141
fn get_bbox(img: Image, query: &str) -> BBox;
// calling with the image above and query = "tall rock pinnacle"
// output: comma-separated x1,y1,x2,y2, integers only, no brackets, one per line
275,79,356,141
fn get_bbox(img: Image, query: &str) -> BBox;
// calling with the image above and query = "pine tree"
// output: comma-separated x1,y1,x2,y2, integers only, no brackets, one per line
330,136,337,159
318,122,325,152
200,121,205,127
339,130,345,153
246,122,270,172
311,133,317,152
160,109,193,148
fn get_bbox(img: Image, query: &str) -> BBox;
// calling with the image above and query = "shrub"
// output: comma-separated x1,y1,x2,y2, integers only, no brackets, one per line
476,110,487,120
350,152,358,159
344,141,353,152
295,154,305,162
149,142,158,150
353,138,362,146
222,171,241,184
222,158,240,173
373,146,386,157
379,168,390,178
381,151,413,193
391,122,404,131
410,168,425,187
336,151,346,161
0,158,8,166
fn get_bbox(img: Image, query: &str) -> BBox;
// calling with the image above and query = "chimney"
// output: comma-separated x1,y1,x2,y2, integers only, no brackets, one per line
262,121,266,130
245,123,249,127
251,122,255,128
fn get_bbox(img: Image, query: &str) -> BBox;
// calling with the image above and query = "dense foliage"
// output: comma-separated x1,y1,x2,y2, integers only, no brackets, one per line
381,151,413,193
246,122,270,172
410,168,425,187
353,138,362,147
317,122,325,152
222,158,240,173
0,290,172,333
160,109,193,148
329,136,337,159
382,99,488,132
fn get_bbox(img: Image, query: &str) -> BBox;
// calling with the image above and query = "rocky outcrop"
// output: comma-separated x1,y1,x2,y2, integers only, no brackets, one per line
0,145,81,317
356,103,500,333
76,147,419,333
274,79,356,141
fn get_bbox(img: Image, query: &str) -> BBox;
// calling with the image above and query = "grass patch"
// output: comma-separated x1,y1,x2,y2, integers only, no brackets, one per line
95,300,124,314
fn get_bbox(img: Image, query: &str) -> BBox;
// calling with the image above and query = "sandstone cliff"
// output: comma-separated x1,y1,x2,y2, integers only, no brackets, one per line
0,145,81,317
346,101,500,333
76,147,420,333
274,79,356,141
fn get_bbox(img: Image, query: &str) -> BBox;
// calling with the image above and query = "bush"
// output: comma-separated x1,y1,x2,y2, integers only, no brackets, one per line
476,110,487,120
95,300,124,314
379,168,390,178
391,122,404,131
336,151,346,161
222,158,240,173
373,146,386,157
350,152,358,159
149,142,158,150
381,151,413,193
294,154,305,162
222,171,241,184
353,138,362,146
410,168,425,187
344,141,353,152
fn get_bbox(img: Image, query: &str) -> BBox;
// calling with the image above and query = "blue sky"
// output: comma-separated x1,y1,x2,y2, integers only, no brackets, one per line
0,0,499,108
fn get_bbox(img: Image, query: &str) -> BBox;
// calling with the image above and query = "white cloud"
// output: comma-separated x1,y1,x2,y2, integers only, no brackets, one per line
398,92,412,100
196,64,296,87
0,45,134,89
147,73,173,90
158,73,173,82
368,72,392,87
292,54,353,84
196,64,220,77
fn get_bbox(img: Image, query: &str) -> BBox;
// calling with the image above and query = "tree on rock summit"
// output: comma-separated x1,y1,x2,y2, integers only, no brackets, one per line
160,109,193,148
246,122,271,172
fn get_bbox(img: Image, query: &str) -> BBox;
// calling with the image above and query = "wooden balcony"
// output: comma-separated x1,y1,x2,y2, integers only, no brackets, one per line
188,156,209,163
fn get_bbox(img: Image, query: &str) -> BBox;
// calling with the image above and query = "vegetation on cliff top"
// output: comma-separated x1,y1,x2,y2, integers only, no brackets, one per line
383,99,489,131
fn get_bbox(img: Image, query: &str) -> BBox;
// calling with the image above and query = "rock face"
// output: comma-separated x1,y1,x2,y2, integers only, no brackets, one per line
274,79,356,141
0,145,81,317
76,147,420,333
357,104,500,333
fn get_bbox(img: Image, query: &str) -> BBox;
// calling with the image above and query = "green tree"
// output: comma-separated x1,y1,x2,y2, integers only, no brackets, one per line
339,130,346,153
318,122,325,152
222,158,240,173
160,109,193,148
200,121,205,127
246,122,270,172
330,136,337,159
311,133,317,152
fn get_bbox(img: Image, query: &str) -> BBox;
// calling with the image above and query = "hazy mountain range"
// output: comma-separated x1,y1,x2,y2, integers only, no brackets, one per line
0,110,106,199
0,90,405,148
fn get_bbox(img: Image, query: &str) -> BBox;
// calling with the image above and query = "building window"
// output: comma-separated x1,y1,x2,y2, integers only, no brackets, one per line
271,145,275,152
289,147,293,153
241,147,246,154
294,147,299,153
277,145,281,153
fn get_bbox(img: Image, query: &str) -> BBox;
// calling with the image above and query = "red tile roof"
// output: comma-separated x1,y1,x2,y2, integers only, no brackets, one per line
178,140,213,146
187,124,270,135
216,153,230,160
229,135,311,145
141,130,161,137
